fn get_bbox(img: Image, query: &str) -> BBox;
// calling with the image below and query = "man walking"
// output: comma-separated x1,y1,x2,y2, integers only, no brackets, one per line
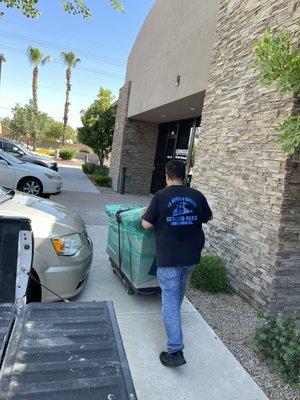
142,160,212,367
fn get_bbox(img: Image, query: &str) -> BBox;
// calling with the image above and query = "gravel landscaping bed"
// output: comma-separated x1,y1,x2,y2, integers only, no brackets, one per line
186,286,299,400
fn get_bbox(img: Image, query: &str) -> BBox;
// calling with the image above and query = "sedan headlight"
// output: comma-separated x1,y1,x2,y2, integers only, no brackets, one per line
44,172,61,181
51,233,83,256
44,173,55,180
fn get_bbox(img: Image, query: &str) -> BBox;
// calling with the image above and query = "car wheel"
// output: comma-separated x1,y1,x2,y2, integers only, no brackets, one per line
19,177,43,196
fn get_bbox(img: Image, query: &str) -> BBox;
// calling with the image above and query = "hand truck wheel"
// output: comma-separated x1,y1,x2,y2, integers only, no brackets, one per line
126,285,134,295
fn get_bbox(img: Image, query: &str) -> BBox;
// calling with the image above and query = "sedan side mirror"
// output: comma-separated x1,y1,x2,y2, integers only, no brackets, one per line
0,159,8,166
13,147,24,156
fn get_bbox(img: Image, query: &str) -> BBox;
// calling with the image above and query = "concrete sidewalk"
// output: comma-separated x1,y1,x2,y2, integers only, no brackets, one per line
52,164,268,400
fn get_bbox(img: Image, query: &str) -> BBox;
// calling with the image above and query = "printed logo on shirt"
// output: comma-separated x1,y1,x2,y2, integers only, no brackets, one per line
166,197,198,226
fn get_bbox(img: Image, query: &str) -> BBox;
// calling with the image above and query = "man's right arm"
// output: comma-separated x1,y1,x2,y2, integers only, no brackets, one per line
142,193,159,229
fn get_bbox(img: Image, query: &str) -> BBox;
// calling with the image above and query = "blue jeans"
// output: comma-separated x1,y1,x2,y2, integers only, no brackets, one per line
157,265,196,353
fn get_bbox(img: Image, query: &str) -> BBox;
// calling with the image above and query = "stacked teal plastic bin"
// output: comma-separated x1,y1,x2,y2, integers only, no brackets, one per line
105,205,159,293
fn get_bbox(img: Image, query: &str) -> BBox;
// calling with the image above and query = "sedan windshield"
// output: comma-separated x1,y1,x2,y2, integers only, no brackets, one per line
18,143,31,155
0,151,24,164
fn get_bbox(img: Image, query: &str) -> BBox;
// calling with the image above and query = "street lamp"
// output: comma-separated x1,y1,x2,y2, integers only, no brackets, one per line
0,54,6,87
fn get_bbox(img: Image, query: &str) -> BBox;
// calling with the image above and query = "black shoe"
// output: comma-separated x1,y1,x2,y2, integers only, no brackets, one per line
159,350,186,367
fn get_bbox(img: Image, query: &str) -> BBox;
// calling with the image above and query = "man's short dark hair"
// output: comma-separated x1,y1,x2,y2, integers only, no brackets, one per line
165,160,186,181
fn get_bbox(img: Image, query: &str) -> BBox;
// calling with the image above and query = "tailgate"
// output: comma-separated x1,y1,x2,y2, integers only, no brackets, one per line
0,301,137,400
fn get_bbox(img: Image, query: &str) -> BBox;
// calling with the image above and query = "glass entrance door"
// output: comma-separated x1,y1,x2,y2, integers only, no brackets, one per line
150,117,200,194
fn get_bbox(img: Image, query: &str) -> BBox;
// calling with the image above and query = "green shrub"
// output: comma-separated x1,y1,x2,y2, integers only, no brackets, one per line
82,163,95,174
82,163,109,176
48,150,55,157
92,173,111,187
253,313,300,384
98,165,109,176
59,148,75,160
190,254,232,293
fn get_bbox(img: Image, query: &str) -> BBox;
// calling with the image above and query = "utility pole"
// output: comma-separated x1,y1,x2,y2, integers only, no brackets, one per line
0,54,6,87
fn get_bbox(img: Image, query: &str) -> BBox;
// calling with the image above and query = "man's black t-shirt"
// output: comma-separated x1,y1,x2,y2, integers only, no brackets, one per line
143,185,212,268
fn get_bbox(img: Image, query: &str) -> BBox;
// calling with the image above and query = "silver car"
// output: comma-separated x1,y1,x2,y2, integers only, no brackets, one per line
0,186,93,301
0,138,58,171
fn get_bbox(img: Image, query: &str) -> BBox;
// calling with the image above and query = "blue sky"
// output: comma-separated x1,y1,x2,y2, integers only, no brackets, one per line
0,0,153,127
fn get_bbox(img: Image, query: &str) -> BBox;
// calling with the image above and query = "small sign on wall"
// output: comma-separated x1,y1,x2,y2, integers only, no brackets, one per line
175,149,188,161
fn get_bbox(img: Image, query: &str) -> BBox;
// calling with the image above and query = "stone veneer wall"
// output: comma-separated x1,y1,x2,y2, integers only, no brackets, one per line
270,151,300,316
270,95,300,315
109,82,132,192
192,0,299,315
110,81,159,194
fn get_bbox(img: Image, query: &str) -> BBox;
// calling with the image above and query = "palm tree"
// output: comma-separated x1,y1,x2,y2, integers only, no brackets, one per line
27,46,52,150
60,52,80,146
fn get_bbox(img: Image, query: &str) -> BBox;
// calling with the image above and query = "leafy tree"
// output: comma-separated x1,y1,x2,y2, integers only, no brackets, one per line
78,88,115,166
276,114,300,155
60,51,80,146
0,0,124,18
252,29,300,155
65,125,77,142
0,116,11,132
27,46,51,150
43,120,62,142
44,120,77,143
2,102,76,145
3,101,48,145
253,29,300,94
8,103,34,141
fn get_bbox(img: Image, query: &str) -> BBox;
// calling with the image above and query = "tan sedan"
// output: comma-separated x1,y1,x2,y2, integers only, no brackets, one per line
0,186,93,301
